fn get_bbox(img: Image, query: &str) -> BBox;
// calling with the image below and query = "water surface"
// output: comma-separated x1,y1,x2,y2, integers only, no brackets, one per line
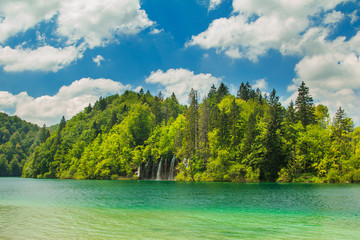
1,178,359,239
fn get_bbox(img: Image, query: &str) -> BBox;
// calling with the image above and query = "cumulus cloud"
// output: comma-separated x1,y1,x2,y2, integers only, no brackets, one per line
146,68,222,104
0,0,60,43
349,10,359,24
187,0,348,61
287,30,360,123
0,91,32,110
209,0,223,10
189,0,360,123
92,55,105,67
0,0,153,72
56,0,153,48
0,45,82,72
0,78,130,125
253,79,268,91
323,10,345,25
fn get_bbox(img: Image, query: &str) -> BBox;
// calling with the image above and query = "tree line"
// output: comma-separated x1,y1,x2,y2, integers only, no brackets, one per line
8,81,360,182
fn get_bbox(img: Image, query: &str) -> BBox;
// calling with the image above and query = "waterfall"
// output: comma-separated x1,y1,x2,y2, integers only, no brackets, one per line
168,155,176,180
156,158,163,180
137,166,141,178
183,158,188,168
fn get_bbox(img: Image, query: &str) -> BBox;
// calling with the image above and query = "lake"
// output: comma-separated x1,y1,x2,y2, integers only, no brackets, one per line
1,178,360,239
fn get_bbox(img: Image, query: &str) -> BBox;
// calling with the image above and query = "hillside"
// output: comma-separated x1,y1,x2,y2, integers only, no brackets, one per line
20,82,360,183
0,113,42,176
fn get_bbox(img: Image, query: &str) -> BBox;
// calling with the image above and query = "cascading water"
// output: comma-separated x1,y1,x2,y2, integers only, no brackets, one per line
137,166,141,178
156,158,163,180
168,155,176,180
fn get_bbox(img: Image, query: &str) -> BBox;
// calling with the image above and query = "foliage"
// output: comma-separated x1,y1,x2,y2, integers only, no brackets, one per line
5,82,360,183
0,113,41,176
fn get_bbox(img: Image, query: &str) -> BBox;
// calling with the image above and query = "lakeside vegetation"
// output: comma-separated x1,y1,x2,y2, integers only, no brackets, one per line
1,82,360,183
0,113,42,176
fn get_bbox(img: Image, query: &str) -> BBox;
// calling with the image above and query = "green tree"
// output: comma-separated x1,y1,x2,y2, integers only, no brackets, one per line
295,81,315,127
39,124,50,143
217,83,229,103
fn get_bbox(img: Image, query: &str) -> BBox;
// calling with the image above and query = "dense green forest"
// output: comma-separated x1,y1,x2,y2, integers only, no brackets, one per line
3,81,359,183
0,113,43,176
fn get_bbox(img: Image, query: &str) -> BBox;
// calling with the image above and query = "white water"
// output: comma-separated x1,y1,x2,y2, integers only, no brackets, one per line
156,158,163,180
168,156,176,180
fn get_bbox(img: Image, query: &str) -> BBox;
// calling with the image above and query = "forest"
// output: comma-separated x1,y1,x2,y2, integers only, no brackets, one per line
0,113,43,176
1,81,360,183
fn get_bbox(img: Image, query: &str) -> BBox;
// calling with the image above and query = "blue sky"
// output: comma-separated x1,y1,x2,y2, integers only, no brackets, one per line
0,0,359,125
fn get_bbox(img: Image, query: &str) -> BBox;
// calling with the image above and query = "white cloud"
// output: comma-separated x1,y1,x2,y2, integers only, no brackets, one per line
323,10,345,25
145,68,222,104
253,79,268,91
189,0,360,123
56,0,153,48
0,91,32,110
187,0,348,61
0,0,153,72
0,78,130,125
287,30,360,123
133,86,144,92
150,28,163,34
0,0,60,43
209,0,223,10
0,45,82,72
92,55,105,67
349,10,359,24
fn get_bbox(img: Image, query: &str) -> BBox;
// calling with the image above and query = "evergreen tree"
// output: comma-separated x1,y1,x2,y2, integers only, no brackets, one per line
98,96,107,111
262,89,285,181
237,82,255,101
85,103,92,114
295,81,315,127
59,116,66,131
109,111,118,128
217,83,229,103
332,107,353,140
139,88,144,95
40,124,50,143
285,101,296,124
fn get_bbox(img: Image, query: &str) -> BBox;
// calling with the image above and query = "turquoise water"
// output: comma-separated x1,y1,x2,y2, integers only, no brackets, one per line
1,178,360,239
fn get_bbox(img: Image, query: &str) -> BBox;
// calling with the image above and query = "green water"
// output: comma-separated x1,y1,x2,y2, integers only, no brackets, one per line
1,178,360,239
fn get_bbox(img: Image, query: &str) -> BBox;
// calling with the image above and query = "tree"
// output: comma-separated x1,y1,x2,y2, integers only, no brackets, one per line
98,96,107,111
285,101,296,124
59,116,66,131
295,81,315,127
109,111,118,128
217,83,229,103
314,104,330,128
85,103,92,114
40,124,50,143
237,82,255,101
331,107,353,140
262,89,285,181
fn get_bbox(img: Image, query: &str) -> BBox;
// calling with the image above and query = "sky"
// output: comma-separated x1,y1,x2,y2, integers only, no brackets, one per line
0,0,360,126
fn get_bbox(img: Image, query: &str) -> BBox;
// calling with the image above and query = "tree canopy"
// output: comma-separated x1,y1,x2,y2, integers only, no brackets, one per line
2,82,359,183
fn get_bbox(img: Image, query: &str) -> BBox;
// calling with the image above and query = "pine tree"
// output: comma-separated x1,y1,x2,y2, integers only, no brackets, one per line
332,107,353,140
217,83,229,103
139,88,144,95
85,103,92,114
237,82,255,101
109,111,118,128
39,124,50,143
285,101,296,124
295,81,315,127
59,116,66,131
262,89,285,181
98,96,107,111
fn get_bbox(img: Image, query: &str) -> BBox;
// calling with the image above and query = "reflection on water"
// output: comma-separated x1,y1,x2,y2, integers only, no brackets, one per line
1,178,360,239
